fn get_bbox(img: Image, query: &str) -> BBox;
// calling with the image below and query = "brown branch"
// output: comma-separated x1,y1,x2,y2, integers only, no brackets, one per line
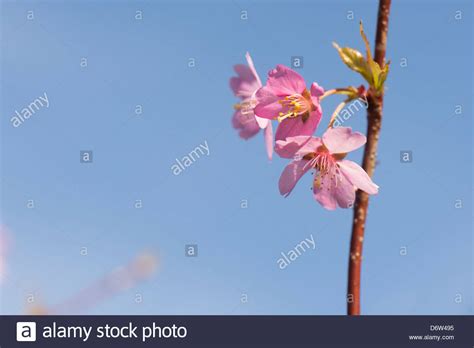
347,0,391,316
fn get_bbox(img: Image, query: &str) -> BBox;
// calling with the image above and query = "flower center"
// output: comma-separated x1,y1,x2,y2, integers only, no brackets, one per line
277,89,313,123
303,146,346,189
304,150,333,173
234,99,257,115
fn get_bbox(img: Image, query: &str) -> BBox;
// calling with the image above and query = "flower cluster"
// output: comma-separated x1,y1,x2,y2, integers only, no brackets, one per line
229,25,385,210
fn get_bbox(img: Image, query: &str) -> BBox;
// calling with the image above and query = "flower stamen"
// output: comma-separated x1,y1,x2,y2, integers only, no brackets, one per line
234,99,257,115
308,150,344,190
277,91,312,122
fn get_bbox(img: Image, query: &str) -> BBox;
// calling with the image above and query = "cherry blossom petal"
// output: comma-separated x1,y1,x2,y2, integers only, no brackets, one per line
230,65,260,98
322,127,366,154
232,110,259,140
279,160,311,197
339,160,379,195
310,82,324,116
333,173,356,208
254,87,283,120
310,82,325,98
264,122,273,161
275,136,321,159
245,52,262,87
266,65,306,96
295,137,323,157
313,173,337,210
275,108,322,141
255,115,269,129
314,166,357,210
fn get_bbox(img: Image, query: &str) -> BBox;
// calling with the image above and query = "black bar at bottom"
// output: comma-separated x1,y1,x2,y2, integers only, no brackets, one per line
1,315,472,347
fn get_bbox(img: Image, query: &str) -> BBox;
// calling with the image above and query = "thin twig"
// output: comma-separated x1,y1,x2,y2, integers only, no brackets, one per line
347,0,392,315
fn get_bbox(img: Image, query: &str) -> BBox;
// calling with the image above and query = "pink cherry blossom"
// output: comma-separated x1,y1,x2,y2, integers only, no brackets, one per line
230,52,273,160
0,226,8,283
254,64,324,141
275,127,379,210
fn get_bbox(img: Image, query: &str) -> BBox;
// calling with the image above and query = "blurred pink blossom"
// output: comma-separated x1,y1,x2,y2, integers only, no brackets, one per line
0,226,9,284
230,52,273,160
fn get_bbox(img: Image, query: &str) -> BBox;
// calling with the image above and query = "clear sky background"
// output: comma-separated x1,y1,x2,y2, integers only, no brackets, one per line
0,0,472,315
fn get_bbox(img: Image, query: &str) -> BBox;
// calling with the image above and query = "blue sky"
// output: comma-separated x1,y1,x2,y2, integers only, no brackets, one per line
0,0,472,315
